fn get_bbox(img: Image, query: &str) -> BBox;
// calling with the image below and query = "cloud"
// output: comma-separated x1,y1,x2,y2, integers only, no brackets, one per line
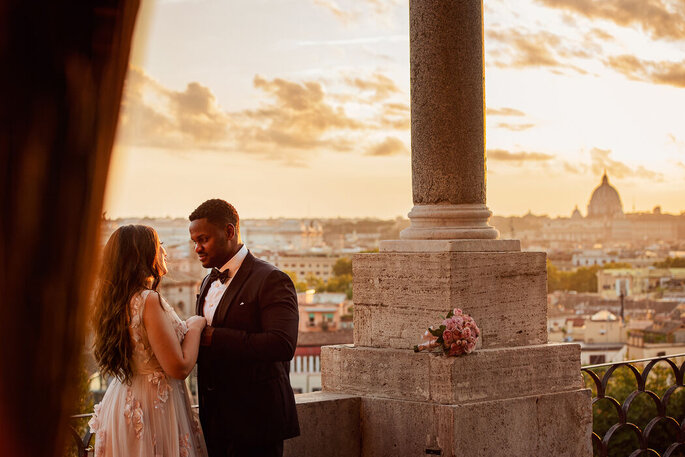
494,122,536,131
312,0,403,23
590,147,664,181
668,133,685,148
345,73,402,101
366,136,409,156
237,76,363,156
535,0,685,41
605,55,685,88
561,161,589,174
485,28,592,75
117,67,228,149
487,149,555,162
588,27,615,42
379,102,410,130
486,29,561,68
486,107,526,117
117,67,409,164
312,0,355,23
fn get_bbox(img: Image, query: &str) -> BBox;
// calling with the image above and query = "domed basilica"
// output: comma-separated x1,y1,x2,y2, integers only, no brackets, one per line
535,171,684,246
586,172,623,219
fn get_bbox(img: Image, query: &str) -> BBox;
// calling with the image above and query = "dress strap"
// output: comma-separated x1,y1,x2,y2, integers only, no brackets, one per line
131,289,156,329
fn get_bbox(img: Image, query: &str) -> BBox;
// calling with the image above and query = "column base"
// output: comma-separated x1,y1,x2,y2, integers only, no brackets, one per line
400,203,499,240
359,391,592,457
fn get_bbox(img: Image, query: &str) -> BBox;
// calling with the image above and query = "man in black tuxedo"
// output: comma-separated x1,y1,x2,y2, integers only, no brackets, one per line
189,199,299,457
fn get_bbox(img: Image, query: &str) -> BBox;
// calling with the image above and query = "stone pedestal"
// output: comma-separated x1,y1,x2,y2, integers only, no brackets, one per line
318,246,592,457
352,248,548,350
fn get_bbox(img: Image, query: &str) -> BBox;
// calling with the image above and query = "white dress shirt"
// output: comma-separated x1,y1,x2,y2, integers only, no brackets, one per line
203,244,248,325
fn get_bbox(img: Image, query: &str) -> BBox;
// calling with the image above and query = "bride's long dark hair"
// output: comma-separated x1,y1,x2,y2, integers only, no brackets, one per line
92,225,165,384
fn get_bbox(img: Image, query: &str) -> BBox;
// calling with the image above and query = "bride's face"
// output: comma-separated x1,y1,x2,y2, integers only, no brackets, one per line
157,244,168,276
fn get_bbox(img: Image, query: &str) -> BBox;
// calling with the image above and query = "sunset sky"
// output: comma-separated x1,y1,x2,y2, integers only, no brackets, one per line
104,0,685,220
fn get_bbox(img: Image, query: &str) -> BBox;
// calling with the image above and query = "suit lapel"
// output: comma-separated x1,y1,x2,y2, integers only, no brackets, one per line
196,274,212,316
212,251,255,327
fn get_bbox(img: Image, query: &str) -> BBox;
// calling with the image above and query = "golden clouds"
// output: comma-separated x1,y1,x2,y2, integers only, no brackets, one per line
366,136,408,156
536,0,685,41
346,73,401,101
117,68,409,163
487,107,535,131
313,0,402,22
487,149,554,163
245,75,362,153
495,123,536,131
117,67,228,148
590,148,664,181
605,55,685,88
486,29,562,69
486,107,526,117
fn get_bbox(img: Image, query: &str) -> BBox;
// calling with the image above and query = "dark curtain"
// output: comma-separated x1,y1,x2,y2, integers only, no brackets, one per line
0,1,139,456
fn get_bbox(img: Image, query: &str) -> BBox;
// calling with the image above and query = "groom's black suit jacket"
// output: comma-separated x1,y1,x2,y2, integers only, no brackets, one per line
196,251,300,447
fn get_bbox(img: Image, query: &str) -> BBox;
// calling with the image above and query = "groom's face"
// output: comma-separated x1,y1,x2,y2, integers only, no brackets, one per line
189,218,236,269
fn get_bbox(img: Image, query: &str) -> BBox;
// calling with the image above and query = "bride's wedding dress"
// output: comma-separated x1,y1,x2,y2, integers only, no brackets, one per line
89,289,208,456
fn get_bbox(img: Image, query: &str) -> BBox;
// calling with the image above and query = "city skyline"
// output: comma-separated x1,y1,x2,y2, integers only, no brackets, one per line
104,0,685,219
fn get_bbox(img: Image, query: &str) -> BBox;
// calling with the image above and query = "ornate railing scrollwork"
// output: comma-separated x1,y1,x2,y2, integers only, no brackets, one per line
582,353,685,457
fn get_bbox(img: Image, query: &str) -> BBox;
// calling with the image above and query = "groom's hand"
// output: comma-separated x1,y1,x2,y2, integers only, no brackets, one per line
200,326,214,346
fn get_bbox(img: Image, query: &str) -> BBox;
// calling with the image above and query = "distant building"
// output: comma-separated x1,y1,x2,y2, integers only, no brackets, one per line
291,290,353,393
584,310,626,344
579,343,627,365
297,291,351,332
572,249,620,267
242,219,324,253
598,268,685,299
159,268,201,318
519,173,685,249
627,320,685,358
290,330,353,394
587,172,623,219
272,254,341,283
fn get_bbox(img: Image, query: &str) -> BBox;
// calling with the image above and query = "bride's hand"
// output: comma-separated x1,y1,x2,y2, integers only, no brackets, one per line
186,315,207,331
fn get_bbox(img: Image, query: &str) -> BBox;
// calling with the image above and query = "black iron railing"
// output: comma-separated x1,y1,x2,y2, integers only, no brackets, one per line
582,353,685,457
68,413,94,457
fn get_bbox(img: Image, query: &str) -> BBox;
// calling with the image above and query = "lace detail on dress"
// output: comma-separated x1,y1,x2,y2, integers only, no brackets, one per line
148,370,173,409
179,433,191,457
95,430,106,456
88,403,101,433
124,388,144,440
130,291,154,365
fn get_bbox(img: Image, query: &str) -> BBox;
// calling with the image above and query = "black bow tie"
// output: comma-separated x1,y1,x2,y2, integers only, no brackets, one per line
208,268,230,284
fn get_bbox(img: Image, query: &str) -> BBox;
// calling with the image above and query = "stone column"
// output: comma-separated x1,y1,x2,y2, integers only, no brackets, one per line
401,0,498,240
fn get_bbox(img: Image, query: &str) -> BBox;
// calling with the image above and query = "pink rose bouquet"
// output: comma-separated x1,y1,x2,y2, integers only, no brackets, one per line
413,308,480,356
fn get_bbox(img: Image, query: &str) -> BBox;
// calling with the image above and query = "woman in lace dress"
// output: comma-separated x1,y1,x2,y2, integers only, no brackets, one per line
89,225,208,456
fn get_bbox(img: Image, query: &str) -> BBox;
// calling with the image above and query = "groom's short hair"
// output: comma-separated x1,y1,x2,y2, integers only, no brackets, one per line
189,199,239,232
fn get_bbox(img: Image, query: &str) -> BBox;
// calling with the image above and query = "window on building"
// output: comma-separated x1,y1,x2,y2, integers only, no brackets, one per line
308,313,315,326
589,355,605,364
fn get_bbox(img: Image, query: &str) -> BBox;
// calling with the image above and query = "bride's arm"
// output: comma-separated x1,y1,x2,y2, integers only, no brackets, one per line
143,291,206,379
